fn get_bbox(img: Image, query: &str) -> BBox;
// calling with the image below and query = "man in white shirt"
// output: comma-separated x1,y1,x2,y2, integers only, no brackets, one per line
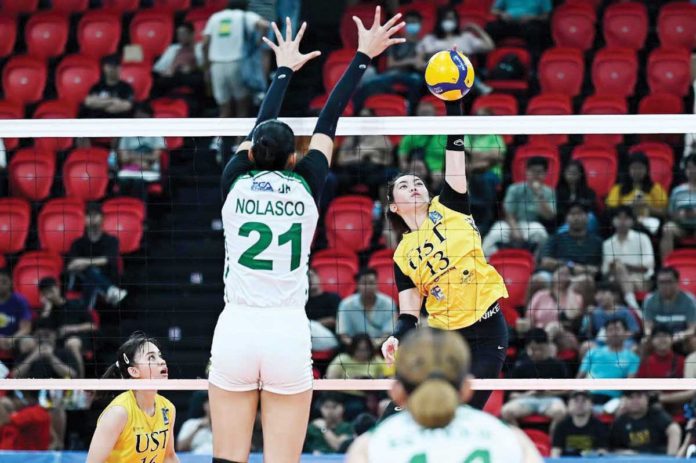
202,0,269,118
153,22,204,99
602,205,654,310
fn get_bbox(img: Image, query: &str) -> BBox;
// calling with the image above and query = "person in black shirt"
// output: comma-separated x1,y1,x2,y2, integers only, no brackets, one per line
306,269,341,331
38,277,96,378
610,390,682,455
67,202,126,308
502,328,568,428
551,390,609,457
81,54,134,119
12,323,81,379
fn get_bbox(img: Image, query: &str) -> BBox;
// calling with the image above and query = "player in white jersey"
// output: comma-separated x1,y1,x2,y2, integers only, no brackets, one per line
209,11,407,463
347,328,543,463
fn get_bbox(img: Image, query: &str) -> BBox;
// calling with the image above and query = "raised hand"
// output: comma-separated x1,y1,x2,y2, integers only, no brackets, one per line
381,336,399,367
262,17,321,72
353,6,406,59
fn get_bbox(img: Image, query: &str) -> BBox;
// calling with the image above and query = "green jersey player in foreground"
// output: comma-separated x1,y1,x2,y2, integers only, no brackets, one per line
209,10,406,463
347,328,543,463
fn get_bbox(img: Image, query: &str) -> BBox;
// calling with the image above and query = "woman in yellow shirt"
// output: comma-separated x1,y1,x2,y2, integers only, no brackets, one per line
381,96,509,409
86,332,178,463
606,152,668,234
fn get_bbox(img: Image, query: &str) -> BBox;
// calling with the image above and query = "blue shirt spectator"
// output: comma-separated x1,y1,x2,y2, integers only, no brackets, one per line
0,269,32,351
581,282,640,341
492,0,552,19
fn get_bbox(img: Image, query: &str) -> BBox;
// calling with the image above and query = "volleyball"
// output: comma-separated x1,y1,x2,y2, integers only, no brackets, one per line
424,50,476,101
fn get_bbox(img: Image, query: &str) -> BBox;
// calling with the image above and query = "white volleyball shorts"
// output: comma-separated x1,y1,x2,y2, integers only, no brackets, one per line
209,305,313,395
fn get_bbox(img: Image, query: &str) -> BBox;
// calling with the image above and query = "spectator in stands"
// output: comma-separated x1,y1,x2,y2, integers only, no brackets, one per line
419,7,494,95
606,152,668,235
11,323,81,379
304,393,355,454
580,281,640,347
525,265,584,333
66,202,126,308
336,268,396,348
177,395,212,454
202,0,270,119
81,55,134,119
353,10,426,114
482,156,556,256
501,328,568,428
0,269,32,355
116,103,166,201
643,267,696,339
486,0,551,61
660,154,696,260
326,333,385,380
306,269,341,332
464,107,506,181
37,277,96,378
577,317,640,407
397,100,446,182
153,22,205,102
601,206,654,311
551,390,609,457
610,390,681,455
0,391,50,450
539,202,603,280
555,160,597,230
638,324,684,380
465,150,500,237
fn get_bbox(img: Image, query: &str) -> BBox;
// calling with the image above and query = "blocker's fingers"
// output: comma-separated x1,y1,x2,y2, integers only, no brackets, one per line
386,21,406,37
372,5,381,29
261,36,278,51
271,21,283,44
295,21,308,43
352,15,365,32
382,12,403,31
285,16,292,42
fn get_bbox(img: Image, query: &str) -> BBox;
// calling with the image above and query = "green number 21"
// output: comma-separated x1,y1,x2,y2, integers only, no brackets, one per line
409,449,491,463
238,222,302,271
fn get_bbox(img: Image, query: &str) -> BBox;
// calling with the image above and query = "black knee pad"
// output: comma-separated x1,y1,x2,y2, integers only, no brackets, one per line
213,458,246,463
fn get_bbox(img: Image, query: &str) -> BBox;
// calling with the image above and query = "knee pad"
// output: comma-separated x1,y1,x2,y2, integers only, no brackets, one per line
213,458,246,463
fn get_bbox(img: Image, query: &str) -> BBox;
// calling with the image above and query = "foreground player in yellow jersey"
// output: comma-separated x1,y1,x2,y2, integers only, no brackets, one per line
381,97,509,409
86,332,178,463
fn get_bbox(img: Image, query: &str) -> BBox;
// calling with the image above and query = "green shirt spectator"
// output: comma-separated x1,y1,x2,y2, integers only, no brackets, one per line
398,134,447,173
464,133,506,179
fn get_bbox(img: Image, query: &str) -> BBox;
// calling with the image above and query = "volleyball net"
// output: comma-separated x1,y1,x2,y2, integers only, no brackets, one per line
0,114,695,456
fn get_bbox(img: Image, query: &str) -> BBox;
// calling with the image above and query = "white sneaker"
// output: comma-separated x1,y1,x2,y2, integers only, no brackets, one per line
106,286,128,305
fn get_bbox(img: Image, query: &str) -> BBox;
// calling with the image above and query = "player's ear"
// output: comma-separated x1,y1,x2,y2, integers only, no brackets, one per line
127,366,140,379
389,203,398,213
285,152,297,170
389,381,408,407
247,149,256,163
459,375,474,404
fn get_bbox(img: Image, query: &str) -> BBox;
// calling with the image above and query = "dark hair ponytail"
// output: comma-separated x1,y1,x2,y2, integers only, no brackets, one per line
102,331,160,379
252,135,292,171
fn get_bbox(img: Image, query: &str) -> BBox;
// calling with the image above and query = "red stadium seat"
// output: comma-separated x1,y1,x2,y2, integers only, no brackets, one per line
62,148,109,202
647,48,691,97
8,148,56,202
551,3,596,50
339,3,378,49
538,47,584,97
455,6,494,28
103,197,145,254
397,2,436,38
526,93,572,146
603,2,648,50
658,2,696,50
581,95,627,146
130,10,174,60
120,62,153,102
0,16,17,58
417,94,446,116
309,94,354,116
203,0,228,8
323,48,355,93
512,144,560,187
368,253,397,302
13,251,63,309
55,54,101,105
102,0,140,12
664,250,696,297
151,98,189,149
482,389,504,417
592,47,638,97
153,0,191,11
486,47,531,93
184,8,215,42
363,94,407,117
51,0,89,13
638,92,684,114
0,198,31,254
25,12,69,60
38,198,85,255
0,100,24,150
629,142,674,191
33,100,77,152
311,249,359,299
523,429,551,457
488,249,534,323
472,93,518,115
2,0,39,15
78,11,122,59
325,195,374,253
571,144,618,199
2,56,47,104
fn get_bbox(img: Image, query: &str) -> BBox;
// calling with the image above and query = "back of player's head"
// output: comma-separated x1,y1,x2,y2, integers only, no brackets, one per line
395,328,471,429
250,120,295,171
103,331,161,379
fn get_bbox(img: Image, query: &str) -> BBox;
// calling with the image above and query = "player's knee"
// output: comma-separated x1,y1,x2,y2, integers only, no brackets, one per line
501,402,526,420
65,336,82,351
546,400,567,419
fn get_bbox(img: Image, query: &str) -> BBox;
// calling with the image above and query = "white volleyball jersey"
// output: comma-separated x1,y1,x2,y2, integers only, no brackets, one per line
368,406,525,463
221,170,319,308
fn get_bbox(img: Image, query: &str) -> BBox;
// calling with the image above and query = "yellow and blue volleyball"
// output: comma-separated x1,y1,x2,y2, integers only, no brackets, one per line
424,50,475,101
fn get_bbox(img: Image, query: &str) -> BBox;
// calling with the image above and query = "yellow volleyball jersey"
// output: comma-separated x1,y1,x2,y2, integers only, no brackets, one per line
99,390,175,463
393,195,508,330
